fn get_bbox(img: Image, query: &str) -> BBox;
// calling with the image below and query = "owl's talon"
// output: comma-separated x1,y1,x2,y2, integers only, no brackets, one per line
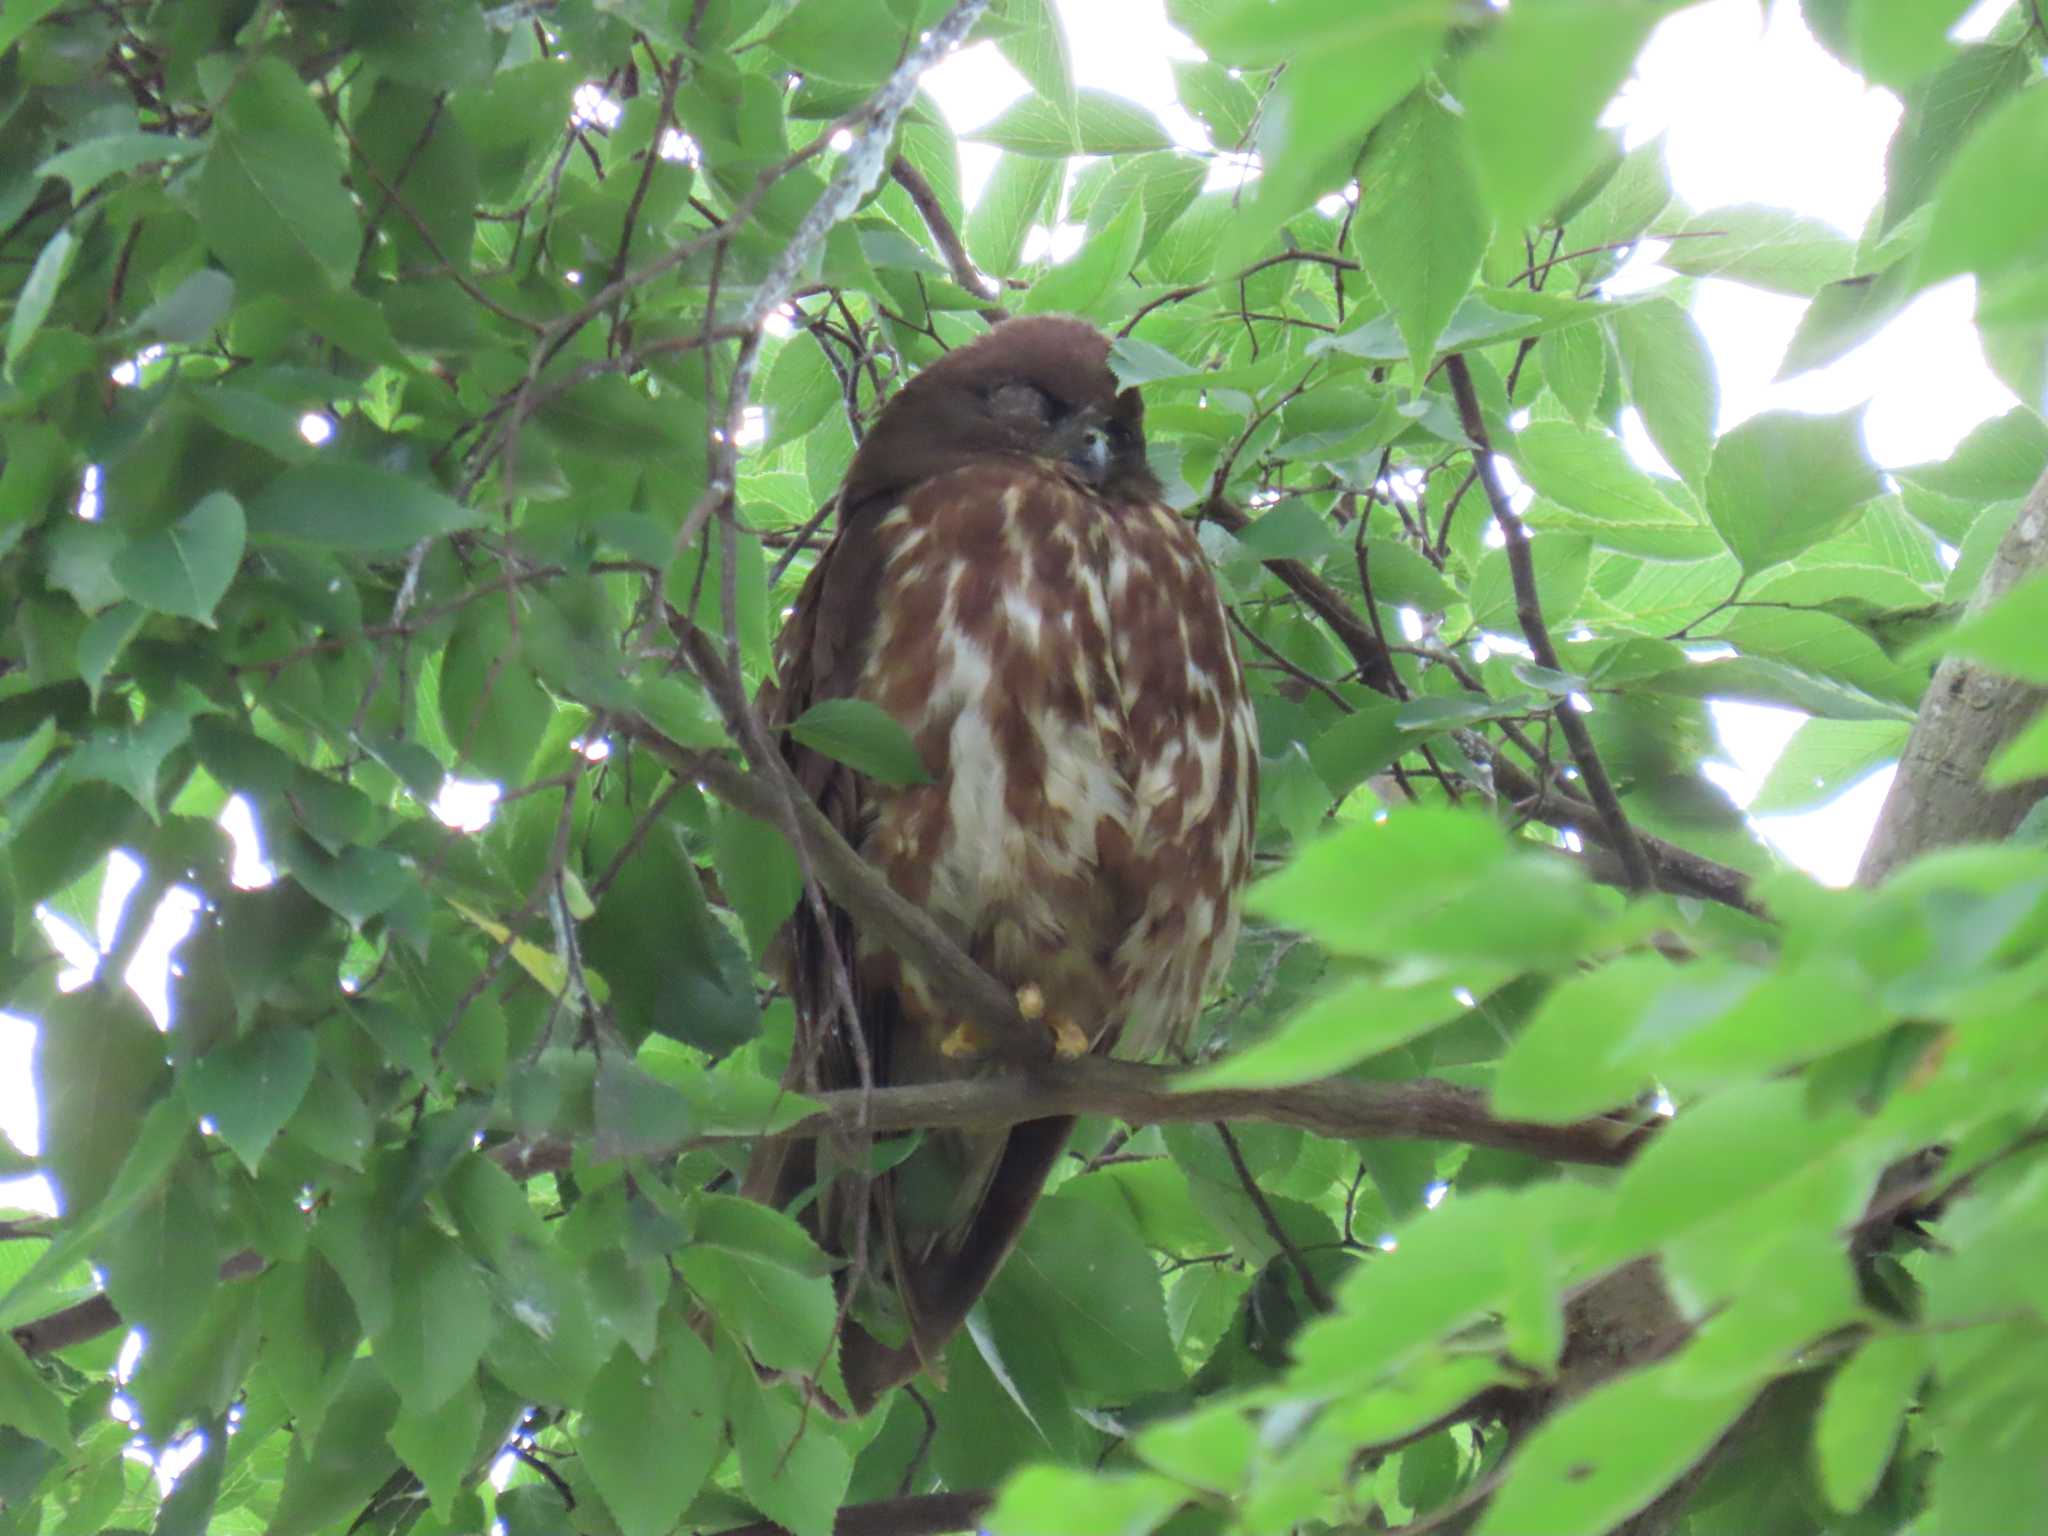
939,1021,987,1059
1048,1015,1090,1060
1015,984,1045,1021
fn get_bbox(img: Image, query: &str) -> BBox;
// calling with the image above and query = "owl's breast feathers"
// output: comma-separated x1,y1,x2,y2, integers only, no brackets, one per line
804,459,1257,1064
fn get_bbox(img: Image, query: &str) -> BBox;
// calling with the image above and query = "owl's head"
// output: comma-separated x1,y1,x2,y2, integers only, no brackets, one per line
839,315,1160,515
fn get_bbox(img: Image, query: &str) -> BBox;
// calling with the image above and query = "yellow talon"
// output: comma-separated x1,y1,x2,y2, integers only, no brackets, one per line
1049,1016,1090,1060
1016,984,1045,1021
940,1020,987,1059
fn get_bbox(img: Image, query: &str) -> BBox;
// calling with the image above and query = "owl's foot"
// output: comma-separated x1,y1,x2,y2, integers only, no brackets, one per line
1048,1015,1090,1060
939,1020,987,1059
1015,984,1086,1058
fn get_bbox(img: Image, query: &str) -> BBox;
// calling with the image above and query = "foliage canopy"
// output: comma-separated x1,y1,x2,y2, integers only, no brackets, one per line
2,2,2048,1535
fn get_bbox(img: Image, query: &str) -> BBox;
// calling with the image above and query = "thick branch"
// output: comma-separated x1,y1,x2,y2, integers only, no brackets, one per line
1859,468,2048,884
1445,354,1654,894
14,1066,1637,1361
498,1058,1647,1177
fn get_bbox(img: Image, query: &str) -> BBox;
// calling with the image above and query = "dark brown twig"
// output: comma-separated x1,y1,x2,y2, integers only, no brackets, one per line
1216,1120,1335,1313
1443,353,1654,894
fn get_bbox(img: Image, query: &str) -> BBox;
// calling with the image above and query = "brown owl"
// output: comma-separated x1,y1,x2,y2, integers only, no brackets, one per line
747,315,1257,1411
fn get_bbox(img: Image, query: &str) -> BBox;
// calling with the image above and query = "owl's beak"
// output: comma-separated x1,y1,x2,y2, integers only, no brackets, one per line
1065,425,1110,483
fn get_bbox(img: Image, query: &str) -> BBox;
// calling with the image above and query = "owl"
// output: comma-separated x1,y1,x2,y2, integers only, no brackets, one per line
747,315,1257,1411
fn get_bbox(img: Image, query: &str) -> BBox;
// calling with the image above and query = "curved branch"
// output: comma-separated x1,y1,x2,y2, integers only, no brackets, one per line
889,156,1009,320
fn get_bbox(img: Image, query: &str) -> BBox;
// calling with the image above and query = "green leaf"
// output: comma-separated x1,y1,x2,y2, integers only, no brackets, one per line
0,717,58,801
677,1244,836,1380
1307,696,1407,798
247,462,481,551
967,152,1061,277
439,600,554,782
33,987,173,1215
270,1359,401,1536
1814,1331,1929,1513
1604,1082,1860,1265
197,56,359,293
111,491,246,625
1509,420,1716,558
0,0,64,58
388,1378,482,1518
1460,2,1657,227
371,1224,493,1413
1351,90,1490,380
971,88,1172,157
37,132,205,198
3,226,78,380
1778,263,1916,379
685,1192,838,1278
99,1165,221,1362
984,1468,1186,1536
766,0,912,84
1882,41,2031,234
0,1337,74,1450
1134,1401,1256,1496
285,835,413,925
1895,405,2048,502
1171,58,1259,149
1661,204,1857,296
991,1192,1183,1399
1922,570,2048,683
711,805,803,959
787,697,932,785
1022,190,1144,316
1538,319,1607,426
179,1024,317,1173
1472,1356,1756,1536
1750,717,1909,814
1212,12,1447,274
1705,408,1882,574
1920,81,2048,286
1252,807,1504,953
732,1366,853,1536
133,269,237,345
1492,953,1667,1123
1178,972,1495,1090
1987,706,2048,787
997,0,1077,119
1468,532,1592,636
1609,298,1717,489
760,336,842,451
576,1325,721,1536
1805,0,1970,89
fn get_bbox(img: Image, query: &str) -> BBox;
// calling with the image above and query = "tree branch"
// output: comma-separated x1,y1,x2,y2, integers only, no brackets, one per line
1445,354,1654,894
496,1057,1647,1180
889,156,1009,320
1859,466,2048,884
621,711,1040,1059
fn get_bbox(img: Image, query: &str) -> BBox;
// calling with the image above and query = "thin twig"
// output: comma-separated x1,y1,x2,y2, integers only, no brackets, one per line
1443,353,1654,894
